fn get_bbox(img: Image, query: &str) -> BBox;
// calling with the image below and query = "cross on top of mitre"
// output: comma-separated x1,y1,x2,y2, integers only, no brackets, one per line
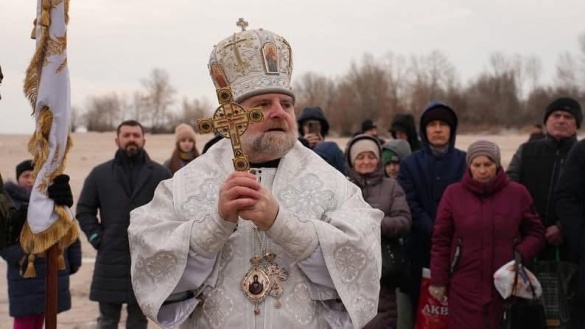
197,87,264,171
236,18,248,31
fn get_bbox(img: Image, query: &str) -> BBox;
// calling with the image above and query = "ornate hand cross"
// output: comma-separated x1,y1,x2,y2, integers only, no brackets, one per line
198,87,264,171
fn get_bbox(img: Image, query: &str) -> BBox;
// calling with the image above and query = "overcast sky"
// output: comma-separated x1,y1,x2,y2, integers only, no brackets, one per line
1,0,584,134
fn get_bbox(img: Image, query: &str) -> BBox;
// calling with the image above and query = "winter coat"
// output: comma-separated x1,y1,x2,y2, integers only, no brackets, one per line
506,134,578,261
1,181,27,250
0,182,82,317
76,150,171,303
431,168,545,329
397,102,467,268
346,134,412,329
314,141,347,176
555,139,585,296
1,173,20,250
389,113,422,151
164,143,200,176
0,240,82,318
3,181,29,209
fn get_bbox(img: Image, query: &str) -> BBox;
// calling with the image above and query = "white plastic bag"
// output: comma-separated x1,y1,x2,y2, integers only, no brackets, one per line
493,260,542,299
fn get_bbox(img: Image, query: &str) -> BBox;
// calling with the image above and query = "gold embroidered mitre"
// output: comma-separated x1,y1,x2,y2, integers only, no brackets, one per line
208,18,294,103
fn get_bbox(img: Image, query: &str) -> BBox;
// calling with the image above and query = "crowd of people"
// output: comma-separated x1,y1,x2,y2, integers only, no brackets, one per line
1,22,585,329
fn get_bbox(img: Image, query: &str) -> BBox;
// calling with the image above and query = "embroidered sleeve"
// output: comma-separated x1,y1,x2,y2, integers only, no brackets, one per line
266,207,318,260
189,212,236,258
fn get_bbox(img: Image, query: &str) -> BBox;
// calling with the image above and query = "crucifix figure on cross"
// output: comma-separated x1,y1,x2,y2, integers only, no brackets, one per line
197,87,264,171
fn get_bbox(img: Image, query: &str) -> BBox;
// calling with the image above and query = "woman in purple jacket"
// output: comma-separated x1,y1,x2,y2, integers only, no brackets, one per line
429,140,545,328
345,134,412,329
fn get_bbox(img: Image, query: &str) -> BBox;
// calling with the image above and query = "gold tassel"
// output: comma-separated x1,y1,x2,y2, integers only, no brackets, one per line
19,208,79,257
40,0,51,27
23,254,36,278
57,249,65,270
64,0,70,24
40,10,50,28
30,18,37,40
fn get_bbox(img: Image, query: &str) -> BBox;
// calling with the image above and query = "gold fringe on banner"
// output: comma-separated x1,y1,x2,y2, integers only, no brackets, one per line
21,0,78,278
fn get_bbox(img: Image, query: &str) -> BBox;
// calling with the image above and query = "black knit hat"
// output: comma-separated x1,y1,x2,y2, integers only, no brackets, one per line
544,97,583,129
16,160,34,180
421,106,456,129
361,119,376,132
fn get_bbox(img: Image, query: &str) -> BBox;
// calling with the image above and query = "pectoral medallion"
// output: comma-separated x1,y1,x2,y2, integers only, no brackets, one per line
243,229,289,315
241,256,270,315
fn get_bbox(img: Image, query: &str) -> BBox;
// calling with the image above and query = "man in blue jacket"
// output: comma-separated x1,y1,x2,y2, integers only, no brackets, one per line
398,101,467,317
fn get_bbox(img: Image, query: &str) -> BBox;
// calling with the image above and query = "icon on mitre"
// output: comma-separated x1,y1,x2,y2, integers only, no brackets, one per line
262,43,279,74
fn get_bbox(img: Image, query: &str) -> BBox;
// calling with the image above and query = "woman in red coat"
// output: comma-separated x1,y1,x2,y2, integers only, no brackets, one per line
429,140,545,329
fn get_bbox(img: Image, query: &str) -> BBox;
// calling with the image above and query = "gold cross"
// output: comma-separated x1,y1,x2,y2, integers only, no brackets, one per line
236,18,248,31
198,87,264,171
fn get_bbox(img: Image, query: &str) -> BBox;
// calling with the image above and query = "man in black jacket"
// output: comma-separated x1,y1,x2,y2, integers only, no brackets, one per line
507,97,582,328
556,138,585,329
76,120,171,329
507,97,582,259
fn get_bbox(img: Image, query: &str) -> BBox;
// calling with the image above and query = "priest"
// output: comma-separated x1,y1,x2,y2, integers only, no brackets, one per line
128,19,383,329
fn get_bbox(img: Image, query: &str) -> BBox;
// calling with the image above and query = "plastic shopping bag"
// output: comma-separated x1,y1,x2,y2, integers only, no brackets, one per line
494,260,542,299
414,268,448,329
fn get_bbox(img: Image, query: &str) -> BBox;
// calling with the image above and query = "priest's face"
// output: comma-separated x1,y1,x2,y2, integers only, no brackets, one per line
240,93,298,162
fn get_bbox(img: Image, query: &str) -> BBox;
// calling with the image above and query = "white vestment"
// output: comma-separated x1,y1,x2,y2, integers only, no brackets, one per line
128,140,382,328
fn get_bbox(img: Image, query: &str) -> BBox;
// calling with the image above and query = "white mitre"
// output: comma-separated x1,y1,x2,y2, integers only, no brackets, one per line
208,18,295,103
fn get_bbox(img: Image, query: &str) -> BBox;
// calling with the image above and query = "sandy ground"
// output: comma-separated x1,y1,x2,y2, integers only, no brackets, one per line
0,131,531,328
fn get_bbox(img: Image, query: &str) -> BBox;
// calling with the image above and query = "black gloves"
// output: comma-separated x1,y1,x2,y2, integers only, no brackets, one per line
47,174,74,208
70,265,80,275
88,232,102,250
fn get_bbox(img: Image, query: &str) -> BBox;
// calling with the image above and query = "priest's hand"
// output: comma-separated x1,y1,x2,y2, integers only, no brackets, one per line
218,171,278,231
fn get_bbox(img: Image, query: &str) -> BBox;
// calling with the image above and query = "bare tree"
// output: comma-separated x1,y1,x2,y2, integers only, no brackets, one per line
141,68,176,133
381,52,409,126
84,93,127,132
523,55,543,92
405,50,457,117
555,52,580,94
578,32,585,89
293,72,337,111
130,91,147,123
178,97,212,129
331,54,394,134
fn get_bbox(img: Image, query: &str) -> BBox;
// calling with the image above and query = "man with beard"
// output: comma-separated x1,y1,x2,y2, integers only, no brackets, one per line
128,21,383,329
76,120,171,329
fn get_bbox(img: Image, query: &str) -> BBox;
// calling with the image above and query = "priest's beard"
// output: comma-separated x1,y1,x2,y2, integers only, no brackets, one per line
243,130,297,162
